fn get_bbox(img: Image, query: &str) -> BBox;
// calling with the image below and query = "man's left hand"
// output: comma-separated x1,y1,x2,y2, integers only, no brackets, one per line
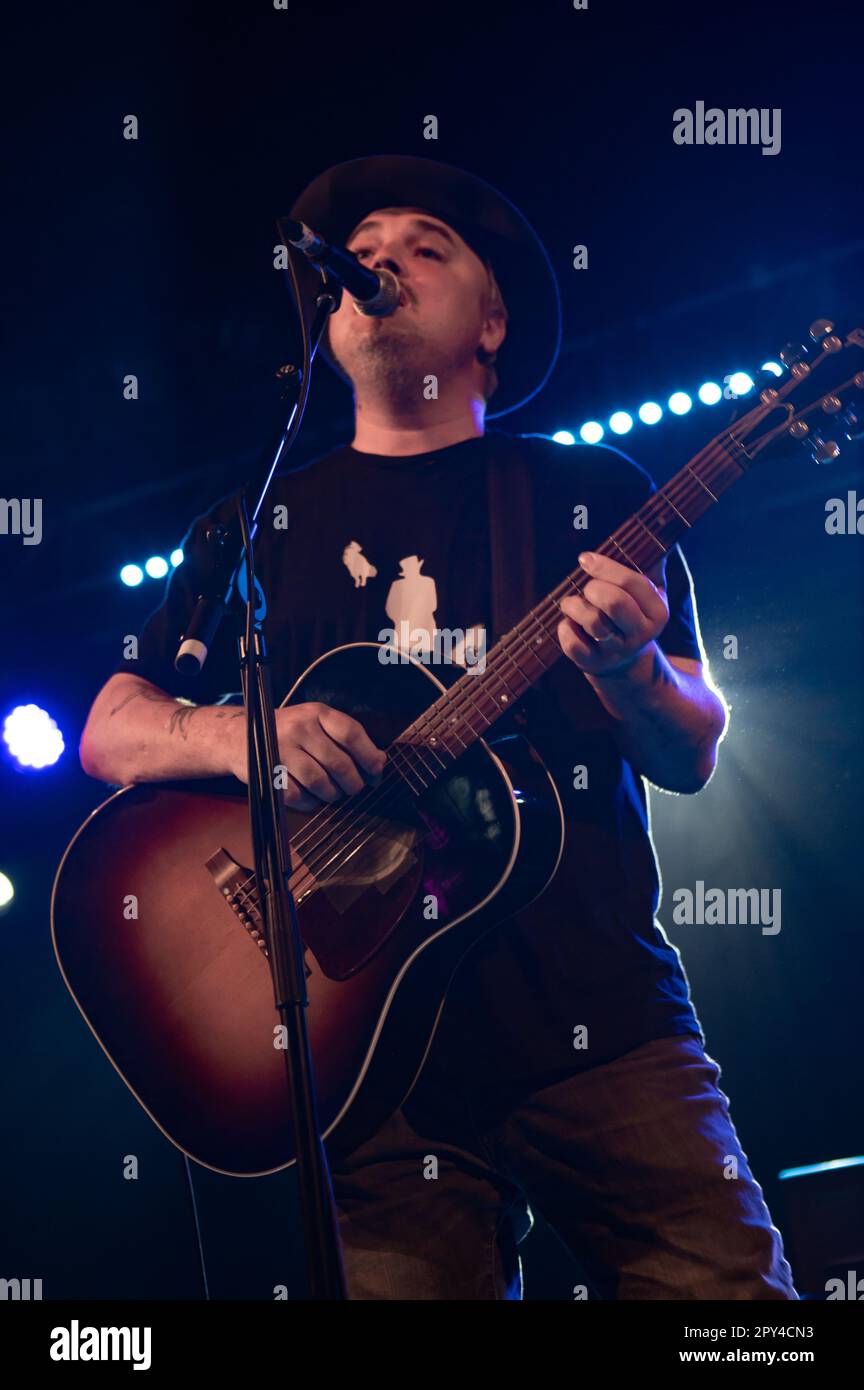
557,550,669,676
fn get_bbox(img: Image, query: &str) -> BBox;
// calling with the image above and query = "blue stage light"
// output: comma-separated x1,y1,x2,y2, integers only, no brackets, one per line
2,704,65,769
761,361,783,377
552,430,576,446
145,556,169,580
170,548,184,567
728,371,755,396
0,872,13,910
120,564,144,587
668,391,692,416
698,382,722,405
779,1155,864,1180
609,411,633,435
579,421,604,444
638,402,662,425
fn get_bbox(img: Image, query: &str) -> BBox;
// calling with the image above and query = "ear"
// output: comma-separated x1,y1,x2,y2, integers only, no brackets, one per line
480,299,507,357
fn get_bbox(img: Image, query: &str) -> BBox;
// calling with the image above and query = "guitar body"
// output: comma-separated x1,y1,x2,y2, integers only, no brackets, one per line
52,643,565,1175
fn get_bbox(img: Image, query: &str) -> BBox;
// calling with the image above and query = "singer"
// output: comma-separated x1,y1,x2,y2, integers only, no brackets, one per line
79,154,799,1301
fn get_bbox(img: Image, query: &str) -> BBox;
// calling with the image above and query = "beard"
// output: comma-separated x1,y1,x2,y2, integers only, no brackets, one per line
331,316,474,408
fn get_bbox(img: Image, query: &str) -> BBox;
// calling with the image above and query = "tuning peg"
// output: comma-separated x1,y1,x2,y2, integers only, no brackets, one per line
809,318,835,340
821,395,843,414
809,431,841,464
779,341,808,366
788,420,809,438
839,405,862,441
815,441,841,462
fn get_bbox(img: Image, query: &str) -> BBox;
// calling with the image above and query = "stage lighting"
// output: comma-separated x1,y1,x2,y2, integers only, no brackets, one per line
579,421,604,444
698,382,722,405
668,391,692,415
170,548,184,566
638,402,662,425
120,564,144,587
761,361,784,377
0,873,13,910
779,1155,864,1179
728,371,755,396
145,556,169,580
609,411,633,435
2,704,65,769
552,430,576,445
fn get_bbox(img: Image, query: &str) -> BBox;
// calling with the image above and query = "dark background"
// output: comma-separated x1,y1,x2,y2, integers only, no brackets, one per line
1,0,862,1300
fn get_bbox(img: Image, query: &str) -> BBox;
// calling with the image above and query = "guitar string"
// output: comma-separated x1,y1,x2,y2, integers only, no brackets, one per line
230,436,743,906
240,443,739,905
240,439,743,903
280,436,740,867
284,437,735,857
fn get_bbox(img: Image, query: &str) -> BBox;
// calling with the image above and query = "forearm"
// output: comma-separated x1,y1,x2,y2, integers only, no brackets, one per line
584,643,727,793
79,674,243,786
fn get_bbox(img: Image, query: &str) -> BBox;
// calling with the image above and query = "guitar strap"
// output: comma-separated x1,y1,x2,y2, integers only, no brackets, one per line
486,433,536,639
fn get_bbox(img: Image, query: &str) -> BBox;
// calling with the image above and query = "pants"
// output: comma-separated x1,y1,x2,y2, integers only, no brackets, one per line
328,1031,799,1300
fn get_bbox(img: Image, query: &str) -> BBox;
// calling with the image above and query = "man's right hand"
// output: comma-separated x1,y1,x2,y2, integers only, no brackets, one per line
227,701,387,812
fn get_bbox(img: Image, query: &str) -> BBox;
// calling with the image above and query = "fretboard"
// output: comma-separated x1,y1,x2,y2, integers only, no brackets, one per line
389,434,748,795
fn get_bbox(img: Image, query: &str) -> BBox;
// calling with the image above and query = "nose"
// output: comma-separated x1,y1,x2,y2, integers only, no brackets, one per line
371,250,403,276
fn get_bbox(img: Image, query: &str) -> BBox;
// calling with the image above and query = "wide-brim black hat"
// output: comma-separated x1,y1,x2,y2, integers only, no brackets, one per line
284,154,561,418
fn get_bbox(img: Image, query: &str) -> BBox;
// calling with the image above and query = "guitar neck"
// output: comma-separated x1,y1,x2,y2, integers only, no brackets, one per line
393,433,748,778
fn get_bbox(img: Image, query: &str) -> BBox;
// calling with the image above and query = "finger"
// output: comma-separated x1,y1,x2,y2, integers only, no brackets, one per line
318,706,387,777
559,592,623,643
285,751,344,804
274,768,320,812
557,616,602,664
579,553,668,625
303,730,367,797
282,785,321,813
576,580,646,638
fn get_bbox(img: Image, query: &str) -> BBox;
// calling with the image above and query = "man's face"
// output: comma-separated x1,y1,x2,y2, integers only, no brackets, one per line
326,207,505,399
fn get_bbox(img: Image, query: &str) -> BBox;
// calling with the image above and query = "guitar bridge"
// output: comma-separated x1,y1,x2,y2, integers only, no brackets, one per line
204,848,312,976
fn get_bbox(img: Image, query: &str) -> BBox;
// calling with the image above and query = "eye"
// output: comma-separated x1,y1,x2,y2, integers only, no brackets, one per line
351,247,372,260
416,247,443,260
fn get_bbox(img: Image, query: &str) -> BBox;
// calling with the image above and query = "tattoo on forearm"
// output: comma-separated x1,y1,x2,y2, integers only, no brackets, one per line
108,684,242,738
108,686,174,718
167,703,202,739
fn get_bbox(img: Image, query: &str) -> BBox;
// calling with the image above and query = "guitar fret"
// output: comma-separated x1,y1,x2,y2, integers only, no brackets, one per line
609,536,644,572
685,464,719,501
632,513,667,556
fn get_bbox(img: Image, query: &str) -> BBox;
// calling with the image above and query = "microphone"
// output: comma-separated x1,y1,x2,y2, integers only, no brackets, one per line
278,217,401,318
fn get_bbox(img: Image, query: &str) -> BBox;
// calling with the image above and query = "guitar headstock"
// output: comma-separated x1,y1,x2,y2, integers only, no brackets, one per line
721,320,863,467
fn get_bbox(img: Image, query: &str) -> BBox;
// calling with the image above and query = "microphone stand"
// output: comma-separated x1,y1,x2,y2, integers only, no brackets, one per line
174,260,347,1300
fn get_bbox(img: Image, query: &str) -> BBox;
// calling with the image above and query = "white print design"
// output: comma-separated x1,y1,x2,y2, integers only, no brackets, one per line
385,556,437,655
343,540,486,670
342,540,378,588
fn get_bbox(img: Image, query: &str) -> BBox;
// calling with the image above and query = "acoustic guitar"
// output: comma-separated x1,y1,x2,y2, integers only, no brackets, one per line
51,322,862,1175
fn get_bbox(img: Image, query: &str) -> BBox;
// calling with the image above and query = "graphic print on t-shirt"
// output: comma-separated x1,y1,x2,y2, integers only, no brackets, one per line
385,555,437,657
342,540,378,588
341,536,486,670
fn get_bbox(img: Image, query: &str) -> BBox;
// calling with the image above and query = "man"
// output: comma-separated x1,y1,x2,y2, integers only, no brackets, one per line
79,155,797,1301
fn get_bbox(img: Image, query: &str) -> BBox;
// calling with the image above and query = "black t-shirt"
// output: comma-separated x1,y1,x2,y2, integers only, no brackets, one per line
112,430,706,1090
